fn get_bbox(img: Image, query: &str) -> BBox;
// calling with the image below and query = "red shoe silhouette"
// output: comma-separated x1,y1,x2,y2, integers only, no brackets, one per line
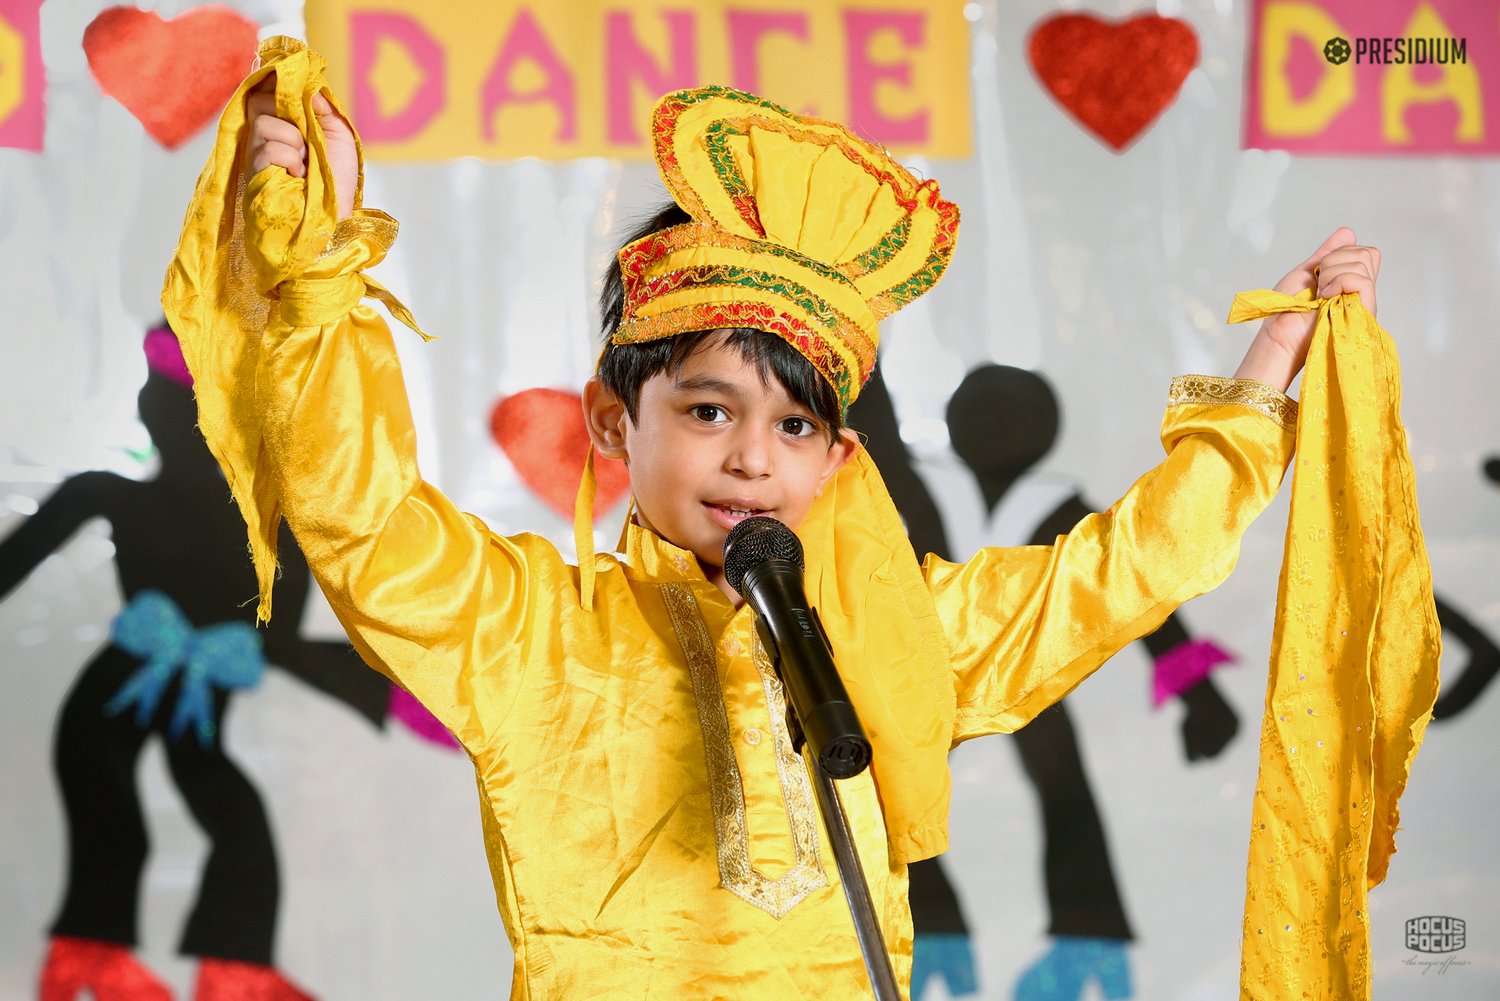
39,935,174,1001
193,959,316,1001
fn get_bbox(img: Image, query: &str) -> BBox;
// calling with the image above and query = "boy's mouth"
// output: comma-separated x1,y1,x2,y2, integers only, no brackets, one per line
704,501,769,529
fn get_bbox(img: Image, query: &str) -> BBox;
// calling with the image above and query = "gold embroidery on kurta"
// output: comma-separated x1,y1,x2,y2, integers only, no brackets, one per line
750,631,828,895
660,583,827,919
318,213,398,259
1168,374,1299,433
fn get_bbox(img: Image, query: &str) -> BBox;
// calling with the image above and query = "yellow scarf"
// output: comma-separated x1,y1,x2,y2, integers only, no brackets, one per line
1228,287,1440,998
161,37,426,622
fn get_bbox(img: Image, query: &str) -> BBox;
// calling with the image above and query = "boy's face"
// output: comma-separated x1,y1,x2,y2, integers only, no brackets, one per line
585,332,858,594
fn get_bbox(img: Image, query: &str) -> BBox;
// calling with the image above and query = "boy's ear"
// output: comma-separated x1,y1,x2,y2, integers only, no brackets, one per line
583,377,630,462
818,428,861,489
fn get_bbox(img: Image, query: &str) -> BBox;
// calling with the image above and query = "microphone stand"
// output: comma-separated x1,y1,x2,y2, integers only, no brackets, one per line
757,621,902,1001
807,751,903,1001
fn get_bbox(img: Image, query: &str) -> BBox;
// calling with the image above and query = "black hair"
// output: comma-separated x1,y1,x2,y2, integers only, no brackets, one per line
597,203,845,443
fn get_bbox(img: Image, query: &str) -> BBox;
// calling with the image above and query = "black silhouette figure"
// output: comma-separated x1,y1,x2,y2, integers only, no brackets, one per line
1,329,392,999
1429,455,1500,721
851,364,1240,1000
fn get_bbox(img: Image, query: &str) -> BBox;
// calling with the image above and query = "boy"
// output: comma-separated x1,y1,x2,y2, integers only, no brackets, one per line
164,37,1379,1000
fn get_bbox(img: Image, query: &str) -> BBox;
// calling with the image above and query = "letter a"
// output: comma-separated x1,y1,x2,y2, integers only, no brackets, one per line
1382,3,1482,143
481,9,577,143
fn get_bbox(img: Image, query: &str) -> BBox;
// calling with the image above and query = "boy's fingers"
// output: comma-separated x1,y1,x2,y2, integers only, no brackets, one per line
246,90,347,142
1316,245,1380,281
1272,228,1361,296
1317,269,1374,301
250,114,305,154
310,92,341,129
1302,227,1356,268
251,141,306,178
311,91,353,134
1313,253,1378,316
245,91,278,122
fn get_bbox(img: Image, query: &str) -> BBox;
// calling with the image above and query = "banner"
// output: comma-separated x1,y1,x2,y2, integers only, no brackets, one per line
1245,0,1499,155
305,0,972,161
0,0,44,151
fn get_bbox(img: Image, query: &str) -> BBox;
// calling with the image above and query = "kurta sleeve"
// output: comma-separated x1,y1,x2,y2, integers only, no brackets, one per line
258,215,545,750
930,375,1297,745
161,40,558,752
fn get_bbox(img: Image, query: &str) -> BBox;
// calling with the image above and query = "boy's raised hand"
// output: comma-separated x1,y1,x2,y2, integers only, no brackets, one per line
1233,227,1381,391
243,66,357,220
1262,227,1381,363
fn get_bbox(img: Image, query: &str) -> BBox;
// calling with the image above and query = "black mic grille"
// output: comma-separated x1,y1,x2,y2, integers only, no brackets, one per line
722,516,804,597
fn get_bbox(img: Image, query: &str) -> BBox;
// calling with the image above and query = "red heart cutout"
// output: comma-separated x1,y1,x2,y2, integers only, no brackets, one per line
1026,13,1198,152
491,389,631,520
83,6,258,150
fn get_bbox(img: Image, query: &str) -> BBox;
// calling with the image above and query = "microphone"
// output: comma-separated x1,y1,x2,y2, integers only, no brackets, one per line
722,516,871,780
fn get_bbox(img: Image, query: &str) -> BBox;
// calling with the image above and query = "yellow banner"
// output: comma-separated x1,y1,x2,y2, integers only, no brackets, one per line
305,0,972,161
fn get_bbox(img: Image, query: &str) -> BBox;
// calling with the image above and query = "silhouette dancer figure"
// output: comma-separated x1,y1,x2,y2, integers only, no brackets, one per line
852,365,1240,1001
0,328,396,1001
1429,455,1500,721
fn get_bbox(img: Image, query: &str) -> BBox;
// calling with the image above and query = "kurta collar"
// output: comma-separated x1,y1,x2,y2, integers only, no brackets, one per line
621,519,706,585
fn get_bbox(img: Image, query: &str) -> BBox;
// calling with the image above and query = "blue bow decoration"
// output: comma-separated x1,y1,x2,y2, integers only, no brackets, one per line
104,589,265,746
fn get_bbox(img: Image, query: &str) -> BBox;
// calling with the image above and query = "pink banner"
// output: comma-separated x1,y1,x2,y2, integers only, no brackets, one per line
307,0,972,161
0,0,44,151
1244,0,1500,155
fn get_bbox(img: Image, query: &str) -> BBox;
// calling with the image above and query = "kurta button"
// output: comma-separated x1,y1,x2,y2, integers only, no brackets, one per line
723,638,743,657
743,728,763,747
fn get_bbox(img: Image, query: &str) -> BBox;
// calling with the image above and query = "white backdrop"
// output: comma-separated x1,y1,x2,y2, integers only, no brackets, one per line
3,0,1498,998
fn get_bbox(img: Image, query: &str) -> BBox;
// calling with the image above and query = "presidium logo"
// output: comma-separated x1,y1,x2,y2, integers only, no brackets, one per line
1323,34,1467,65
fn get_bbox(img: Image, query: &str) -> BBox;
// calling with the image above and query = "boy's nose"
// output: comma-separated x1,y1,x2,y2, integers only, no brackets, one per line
726,428,773,478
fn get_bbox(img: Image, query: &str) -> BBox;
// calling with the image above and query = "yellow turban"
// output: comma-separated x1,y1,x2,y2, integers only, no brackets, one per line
612,86,960,410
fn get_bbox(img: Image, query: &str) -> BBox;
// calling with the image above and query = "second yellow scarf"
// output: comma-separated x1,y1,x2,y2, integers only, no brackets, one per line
1229,287,1440,999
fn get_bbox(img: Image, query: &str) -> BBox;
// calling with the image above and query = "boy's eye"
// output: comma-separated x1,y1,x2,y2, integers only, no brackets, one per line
691,405,727,424
779,416,818,438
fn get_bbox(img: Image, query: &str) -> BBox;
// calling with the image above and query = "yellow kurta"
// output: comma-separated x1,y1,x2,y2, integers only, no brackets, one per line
229,215,1298,1000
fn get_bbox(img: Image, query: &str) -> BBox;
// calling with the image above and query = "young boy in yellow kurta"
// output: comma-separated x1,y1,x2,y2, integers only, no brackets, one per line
163,37,1383,1001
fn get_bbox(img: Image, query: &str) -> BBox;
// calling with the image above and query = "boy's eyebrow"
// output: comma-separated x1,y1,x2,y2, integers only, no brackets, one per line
671,375,749,399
